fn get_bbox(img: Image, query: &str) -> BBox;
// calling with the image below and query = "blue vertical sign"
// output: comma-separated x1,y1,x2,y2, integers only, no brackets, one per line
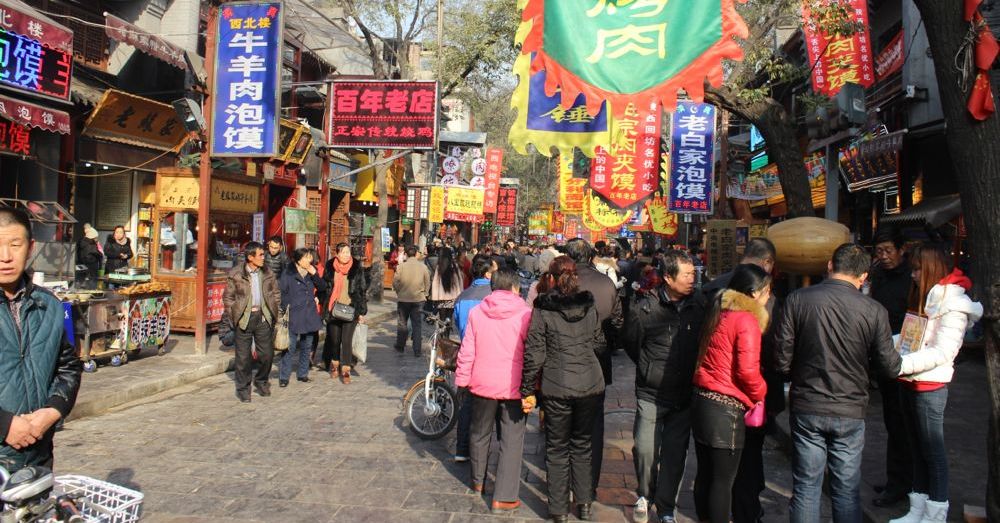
210,2,283,157
668,102,717,214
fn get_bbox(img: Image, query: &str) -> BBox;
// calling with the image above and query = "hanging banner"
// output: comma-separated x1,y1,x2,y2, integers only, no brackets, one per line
428,186,445,223
527,210,551,236
550,211,565,234
105,13,187,69
210,1,283,157
515,0,747,119
483,148,504,213
590,101,662,209
668,101,716,214
645,197,679,237
508,53,612,157
801,0,874,97
0,94,71,134
558,153,587,214
496,187,518,227
327,81,438,149
564,215,581,239
585,190,633,229
444,186,485,222
875,30,904,80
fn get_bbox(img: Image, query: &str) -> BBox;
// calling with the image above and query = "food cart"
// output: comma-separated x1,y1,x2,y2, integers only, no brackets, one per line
60,282,171,372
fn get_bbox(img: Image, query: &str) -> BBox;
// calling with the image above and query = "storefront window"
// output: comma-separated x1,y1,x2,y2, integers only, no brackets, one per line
159,212,197,273
159,212,254,274
208,214,252,273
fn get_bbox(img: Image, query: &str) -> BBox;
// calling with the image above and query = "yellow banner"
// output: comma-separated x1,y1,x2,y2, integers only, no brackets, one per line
585,190,632,229
428,186,445,223
445,186,485,216
646,198,679,236
527,210,551,235
558,154,586,214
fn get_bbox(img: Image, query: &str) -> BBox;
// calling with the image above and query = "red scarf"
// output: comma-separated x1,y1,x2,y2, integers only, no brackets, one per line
939,268,972,290
327,257,353,311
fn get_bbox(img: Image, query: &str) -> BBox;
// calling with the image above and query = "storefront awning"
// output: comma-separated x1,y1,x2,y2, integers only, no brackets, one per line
879,194,962,229
0,94,70,134
70,73,108,107
83,90,186,151
105,13,187,70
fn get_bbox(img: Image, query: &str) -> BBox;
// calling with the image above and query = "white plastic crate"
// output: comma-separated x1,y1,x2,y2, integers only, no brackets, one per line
53,475,143,523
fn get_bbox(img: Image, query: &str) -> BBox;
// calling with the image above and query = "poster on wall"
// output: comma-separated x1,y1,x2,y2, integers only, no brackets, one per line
95,175,132,230
283,207,318,234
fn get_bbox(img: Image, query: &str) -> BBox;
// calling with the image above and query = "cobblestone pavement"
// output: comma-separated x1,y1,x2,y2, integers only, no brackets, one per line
54,319,800,522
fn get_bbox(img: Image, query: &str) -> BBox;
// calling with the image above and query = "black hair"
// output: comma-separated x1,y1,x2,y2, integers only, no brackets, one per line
268,235,283,245
742,238,776,264
334,242,351,256
0,207,32,241
436,247,460,293
831,243,871,277
290,247,312,265
658,249,694,280
490,267,520,292
471,253,493,279
113,225,125,232
697,264,772,365
244,241,264,257
564,238,593,265
873,230,906,250
405,244,418,257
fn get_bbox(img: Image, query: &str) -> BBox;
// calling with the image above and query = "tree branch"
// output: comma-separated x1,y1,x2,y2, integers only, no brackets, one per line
405,0,423,41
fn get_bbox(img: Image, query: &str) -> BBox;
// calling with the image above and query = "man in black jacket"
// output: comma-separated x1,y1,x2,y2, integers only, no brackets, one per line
565,238,624,497
621,250,703,523
868,232,913,506
774,243,902,523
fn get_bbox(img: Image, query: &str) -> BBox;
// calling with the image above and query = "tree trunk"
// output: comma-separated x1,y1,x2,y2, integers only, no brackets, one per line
912,1,1000,518
368,152,391,304
754,103,815,218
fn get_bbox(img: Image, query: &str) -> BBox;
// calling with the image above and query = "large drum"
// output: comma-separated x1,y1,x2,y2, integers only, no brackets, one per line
767,217,851,275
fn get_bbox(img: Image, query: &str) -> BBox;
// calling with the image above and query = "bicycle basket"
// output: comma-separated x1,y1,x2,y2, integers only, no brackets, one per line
55,475,143,523
436,337,460,371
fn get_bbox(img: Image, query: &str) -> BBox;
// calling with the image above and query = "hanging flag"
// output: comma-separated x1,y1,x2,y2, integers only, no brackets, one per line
801,0,875,97
646,197,680,237
668,102,717,214
558,153,587,214
483,148,504,213
967,71,996,121
964,9,998,120
509,53,612,157
515,0,747,118
590,101,662,209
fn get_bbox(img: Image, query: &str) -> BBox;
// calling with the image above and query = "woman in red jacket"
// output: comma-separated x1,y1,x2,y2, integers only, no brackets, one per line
691,264,771,523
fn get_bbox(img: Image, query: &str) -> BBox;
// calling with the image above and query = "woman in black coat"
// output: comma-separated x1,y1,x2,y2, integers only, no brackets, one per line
322,242,368,384
278,248,327,387
520,255,606,523
104,225,133,274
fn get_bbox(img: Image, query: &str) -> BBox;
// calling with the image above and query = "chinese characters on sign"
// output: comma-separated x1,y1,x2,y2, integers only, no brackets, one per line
590,101,662,208
0,28,72,101
105,14,187,69
483,148,504,213
210,2,283,156
558,153,586,214
801,0,874,96
428,186,445,223
645,197,679,237
327,81,438,149
444,186,485,223
211,179,260,213
0,94,70,134
158,176,200,209
668,101,716,214
706,219,738,277
0,120,33,156
496,187,518,227
0,4,73,53
83,90,186,151
207,283,226,323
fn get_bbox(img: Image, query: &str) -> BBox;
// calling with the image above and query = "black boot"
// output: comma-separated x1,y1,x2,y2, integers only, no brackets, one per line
578,503,592,521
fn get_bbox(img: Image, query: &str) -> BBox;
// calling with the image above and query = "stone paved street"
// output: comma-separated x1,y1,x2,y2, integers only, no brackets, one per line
54,319,799,522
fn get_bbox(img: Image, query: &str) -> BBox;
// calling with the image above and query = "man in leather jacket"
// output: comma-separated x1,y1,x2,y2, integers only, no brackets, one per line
0,207,82,471
621,250,705,523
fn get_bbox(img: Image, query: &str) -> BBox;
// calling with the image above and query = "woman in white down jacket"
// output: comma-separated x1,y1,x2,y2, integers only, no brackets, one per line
891,244,983,523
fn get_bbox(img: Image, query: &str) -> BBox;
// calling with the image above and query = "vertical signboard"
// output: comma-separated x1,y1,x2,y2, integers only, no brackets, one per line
496,187,518,227
801,0,874,97
483,148,504,213
706,220,738,277
668,101,716,214
210,2,283,157
428,186,445,223
590,102,662,208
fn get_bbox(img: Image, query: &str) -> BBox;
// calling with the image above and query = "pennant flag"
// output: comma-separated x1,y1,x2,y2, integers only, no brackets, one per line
584,190,633,230
801,0,875,97
515,0,748,118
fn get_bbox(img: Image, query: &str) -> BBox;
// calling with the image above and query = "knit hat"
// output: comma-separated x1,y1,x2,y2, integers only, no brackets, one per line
83,223,99,240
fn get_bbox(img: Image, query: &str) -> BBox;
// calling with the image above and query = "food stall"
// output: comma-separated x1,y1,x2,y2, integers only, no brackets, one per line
151,167,261,332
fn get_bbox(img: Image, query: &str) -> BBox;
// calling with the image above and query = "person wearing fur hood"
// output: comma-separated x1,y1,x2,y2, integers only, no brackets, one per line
690,264,772,523
890,245,984,523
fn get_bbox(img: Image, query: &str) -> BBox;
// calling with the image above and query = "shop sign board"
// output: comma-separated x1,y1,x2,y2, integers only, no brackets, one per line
0,2,73,102
483,148,504,213
207,282,226,323
328,160,356,193
327,80,438,149
441,155,460,174
0,94,70,134
558,153,586,214
84,90,186,151
428,186,445,223
496,187,518,227
158,176,200,209
444,185,485,222
211,179,259,213
668,101,716,214
706,220,738,277
283,207,317,234
527,210,550,236
105,13,186,69
590,101,662,209
251,212,265,242
210,1,283,157
0,119,32,156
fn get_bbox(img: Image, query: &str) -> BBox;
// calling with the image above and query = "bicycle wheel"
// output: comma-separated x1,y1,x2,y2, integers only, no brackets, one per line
404,378,458,440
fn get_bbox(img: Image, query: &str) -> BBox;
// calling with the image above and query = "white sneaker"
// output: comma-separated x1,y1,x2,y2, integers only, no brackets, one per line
890,492,928,523
659,516,676,523
453,454,469,463
632,496,649,523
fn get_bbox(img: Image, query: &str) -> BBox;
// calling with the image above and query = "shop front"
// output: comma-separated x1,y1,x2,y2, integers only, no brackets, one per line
151,167,262,332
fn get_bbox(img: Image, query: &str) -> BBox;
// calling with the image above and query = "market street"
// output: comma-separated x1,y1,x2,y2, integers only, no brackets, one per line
53,324,800,523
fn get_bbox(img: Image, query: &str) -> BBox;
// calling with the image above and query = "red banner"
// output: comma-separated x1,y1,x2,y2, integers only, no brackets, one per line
550,211,565,234
327,81,438,149
875,30,904,80
590,102,662,209
0,94,70,134
801,0,874,97
496,187,518,227
0,3,73,54
483,148,504,213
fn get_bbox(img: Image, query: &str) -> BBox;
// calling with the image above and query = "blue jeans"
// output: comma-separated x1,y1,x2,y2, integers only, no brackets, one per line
901,386,949,501
790,413,865,523
279,333,314,381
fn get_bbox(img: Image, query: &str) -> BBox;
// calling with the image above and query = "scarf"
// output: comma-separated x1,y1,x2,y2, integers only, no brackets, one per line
327,257,354,311
939,268,972,290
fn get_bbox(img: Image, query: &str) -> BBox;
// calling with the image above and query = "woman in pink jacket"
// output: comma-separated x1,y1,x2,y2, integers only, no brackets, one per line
455,267,533,514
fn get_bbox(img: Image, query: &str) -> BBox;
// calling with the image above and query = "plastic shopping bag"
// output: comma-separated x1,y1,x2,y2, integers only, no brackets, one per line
352,322,369,363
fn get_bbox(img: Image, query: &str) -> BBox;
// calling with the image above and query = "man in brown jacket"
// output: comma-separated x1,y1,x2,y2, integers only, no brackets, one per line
392,245,430,356
223,241,281,402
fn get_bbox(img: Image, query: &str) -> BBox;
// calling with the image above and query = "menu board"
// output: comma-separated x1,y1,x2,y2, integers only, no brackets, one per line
95,175,133,230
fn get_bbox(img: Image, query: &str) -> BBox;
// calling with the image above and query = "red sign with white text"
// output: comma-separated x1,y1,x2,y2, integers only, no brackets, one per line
0,94,70,134
326,81,438,149
496,187,518,227
801,0,874,97
206,282,226,323
0,3,73,54
483,148,504,213
590,102,661,209
875,30,904,80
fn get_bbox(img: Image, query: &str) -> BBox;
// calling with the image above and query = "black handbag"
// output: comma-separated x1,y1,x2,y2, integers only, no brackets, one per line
330,302,355,322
